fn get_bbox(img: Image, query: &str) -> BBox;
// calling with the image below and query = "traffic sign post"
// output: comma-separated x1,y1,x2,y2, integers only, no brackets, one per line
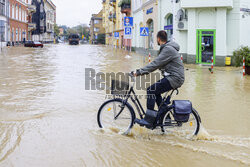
124,27,132,39
124,17,133,53
124,17,133,27
114,32,119,39
140,27,149,36
140,27,149,62
114,32,119,49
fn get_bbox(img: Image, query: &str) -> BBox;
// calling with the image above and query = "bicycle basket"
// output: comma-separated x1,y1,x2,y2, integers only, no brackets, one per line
111,80,130,96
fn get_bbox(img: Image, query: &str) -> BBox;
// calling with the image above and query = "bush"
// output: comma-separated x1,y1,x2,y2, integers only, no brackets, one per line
233,46,250,67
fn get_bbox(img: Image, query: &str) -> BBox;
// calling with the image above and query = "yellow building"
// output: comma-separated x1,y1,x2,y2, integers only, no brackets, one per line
102,0,131,48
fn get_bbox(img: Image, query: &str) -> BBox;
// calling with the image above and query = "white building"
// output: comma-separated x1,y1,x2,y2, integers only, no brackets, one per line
132,0,250,66
132,0,159,54
43,0,56,43
0,0,10,48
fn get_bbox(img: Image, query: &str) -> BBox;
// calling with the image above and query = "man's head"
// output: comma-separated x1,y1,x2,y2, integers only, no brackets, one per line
157,30,168,46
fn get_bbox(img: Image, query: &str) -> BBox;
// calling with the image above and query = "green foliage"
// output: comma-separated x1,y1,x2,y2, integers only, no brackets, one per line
97,34,105,44
233,46,250,67
54,24,60,37
66,25,90,40
118,0,131,7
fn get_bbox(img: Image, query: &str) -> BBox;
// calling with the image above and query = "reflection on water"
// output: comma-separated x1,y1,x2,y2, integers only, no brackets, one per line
0,44,249,167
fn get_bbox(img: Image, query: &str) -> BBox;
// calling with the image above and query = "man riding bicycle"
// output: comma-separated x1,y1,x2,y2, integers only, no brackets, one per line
133,30,185,128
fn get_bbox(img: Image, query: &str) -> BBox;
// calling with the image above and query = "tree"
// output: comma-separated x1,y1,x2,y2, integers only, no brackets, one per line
54,24,60,37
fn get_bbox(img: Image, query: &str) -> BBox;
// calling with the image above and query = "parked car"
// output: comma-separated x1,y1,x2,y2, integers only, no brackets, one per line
68,34,80,45
24,41,44,48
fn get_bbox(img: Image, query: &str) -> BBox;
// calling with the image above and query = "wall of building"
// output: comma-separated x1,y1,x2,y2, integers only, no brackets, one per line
143,0,158,50
239,0,250,47
132,0,144,49
132,10,144,49
9,0,28,42
130,0,250,66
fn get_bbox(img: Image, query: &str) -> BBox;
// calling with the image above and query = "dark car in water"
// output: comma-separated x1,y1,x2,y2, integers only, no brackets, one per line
69,34,80,45
24,41,44,48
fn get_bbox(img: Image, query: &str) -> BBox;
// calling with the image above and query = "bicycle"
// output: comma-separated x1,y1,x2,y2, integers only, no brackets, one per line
97,73,201,136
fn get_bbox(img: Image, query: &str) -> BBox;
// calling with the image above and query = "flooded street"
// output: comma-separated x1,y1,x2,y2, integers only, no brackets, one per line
0,44,249,167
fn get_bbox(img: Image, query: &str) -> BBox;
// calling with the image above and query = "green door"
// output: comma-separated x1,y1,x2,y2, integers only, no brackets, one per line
196,30,216,64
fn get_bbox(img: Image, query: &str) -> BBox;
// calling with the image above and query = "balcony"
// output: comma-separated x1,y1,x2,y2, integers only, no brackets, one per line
118,0,131,15
47,29,53,33
28,4,36,14
120,4,131,14
109,0,116,7
181,0,233,9
108,13,116,22
28,23,36,31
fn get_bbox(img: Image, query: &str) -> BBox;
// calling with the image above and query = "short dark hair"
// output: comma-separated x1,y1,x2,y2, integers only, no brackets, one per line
157,30,168,42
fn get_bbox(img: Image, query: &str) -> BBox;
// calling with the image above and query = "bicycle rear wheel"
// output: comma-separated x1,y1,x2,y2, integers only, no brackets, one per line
97,98,135,134
161,108,200,137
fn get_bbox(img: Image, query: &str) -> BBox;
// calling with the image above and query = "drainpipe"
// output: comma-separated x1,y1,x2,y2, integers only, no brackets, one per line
171,0,175,41
158,0,161,31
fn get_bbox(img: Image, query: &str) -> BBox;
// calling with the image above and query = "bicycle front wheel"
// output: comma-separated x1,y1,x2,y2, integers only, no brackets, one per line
97,98,135,134
161,108,200,137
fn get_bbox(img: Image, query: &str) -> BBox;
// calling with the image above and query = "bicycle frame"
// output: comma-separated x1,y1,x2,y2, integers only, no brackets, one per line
114,75,178,123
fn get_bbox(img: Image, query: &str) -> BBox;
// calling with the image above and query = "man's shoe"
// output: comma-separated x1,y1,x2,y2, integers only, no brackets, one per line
134,109,158,128
134,118,152,127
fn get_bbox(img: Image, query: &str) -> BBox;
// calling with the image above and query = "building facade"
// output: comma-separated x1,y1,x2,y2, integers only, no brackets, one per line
43,0,56,43
9,0,28,44
89,9,105,44
0,0,9,47
27,0,36,40
132,0,250,66
132,0,158,51
102,0,132,49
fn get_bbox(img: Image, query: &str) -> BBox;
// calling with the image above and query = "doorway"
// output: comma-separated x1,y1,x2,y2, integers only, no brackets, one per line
196,30,216,64
147,19,154,49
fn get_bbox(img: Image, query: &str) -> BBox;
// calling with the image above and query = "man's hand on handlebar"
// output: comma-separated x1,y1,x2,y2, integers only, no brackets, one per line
130,71,137,77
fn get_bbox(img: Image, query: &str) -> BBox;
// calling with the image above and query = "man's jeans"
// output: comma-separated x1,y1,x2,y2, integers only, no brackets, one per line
147,77,173,110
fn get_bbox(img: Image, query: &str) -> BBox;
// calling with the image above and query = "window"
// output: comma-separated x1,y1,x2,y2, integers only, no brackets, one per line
16,4,18,19
19,6,21,21
0,20,5,41
165,14,173,41
94,20,99,24
94,27,99,32
19,28,21,41
0,0,5,16
16,28,18,41
12,5,14,18
12,28,14,41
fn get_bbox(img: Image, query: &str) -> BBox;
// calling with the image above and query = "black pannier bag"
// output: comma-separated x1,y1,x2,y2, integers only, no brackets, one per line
173,100,192,123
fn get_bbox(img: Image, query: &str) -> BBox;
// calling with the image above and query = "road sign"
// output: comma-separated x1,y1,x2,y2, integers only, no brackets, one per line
124,27,132,39
140,27,149,36
164,25,173,30
124,17,133,27
114,32,119,39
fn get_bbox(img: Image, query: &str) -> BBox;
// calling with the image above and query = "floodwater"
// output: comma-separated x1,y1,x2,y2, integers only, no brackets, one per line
0,44,249,167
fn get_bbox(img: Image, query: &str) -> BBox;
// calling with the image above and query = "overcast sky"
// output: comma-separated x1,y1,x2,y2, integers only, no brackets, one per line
53,0,103,27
